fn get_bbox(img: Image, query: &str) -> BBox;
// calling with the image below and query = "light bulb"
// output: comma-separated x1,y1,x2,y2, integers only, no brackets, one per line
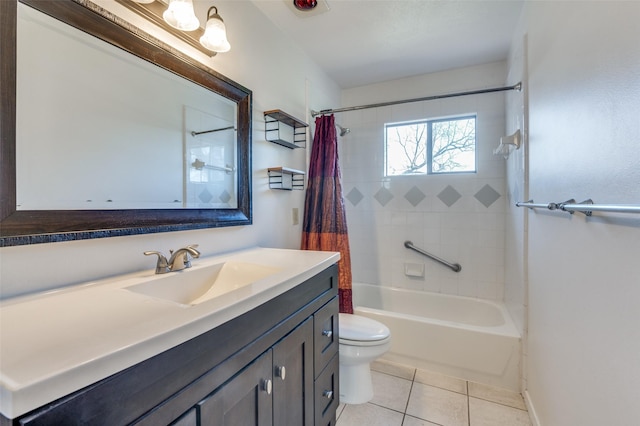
199,7,230,53
163,0,200,31
293,0,318,11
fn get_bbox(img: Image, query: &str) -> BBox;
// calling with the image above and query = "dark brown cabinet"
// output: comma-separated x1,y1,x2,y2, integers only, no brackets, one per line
196,351,273,425
312,297,340,426
190,318,315,426
5,264,339,426
273,318,314,426
314,355,339,426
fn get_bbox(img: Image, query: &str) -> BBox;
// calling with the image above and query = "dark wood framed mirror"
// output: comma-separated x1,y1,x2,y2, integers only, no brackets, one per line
0,0,252,247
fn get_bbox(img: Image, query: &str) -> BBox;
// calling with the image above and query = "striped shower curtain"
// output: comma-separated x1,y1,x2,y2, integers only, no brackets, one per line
301,114,353,314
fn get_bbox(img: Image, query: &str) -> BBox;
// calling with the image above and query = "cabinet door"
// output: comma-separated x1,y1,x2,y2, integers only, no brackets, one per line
198,350,273,426
272,317,314,426
169,408,198,426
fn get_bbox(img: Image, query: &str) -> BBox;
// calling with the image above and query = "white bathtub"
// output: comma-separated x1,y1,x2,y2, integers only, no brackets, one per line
352,283,521,391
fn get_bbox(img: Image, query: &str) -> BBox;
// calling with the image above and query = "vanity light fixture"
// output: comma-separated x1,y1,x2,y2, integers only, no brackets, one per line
162,0,200,31
120,0,230,55
199,6,231,53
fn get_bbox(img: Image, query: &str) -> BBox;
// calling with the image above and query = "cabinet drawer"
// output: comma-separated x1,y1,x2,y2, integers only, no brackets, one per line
313,297,339,378
314,354,339,426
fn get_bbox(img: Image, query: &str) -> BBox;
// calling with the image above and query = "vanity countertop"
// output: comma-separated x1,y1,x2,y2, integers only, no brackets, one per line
0,247,340,419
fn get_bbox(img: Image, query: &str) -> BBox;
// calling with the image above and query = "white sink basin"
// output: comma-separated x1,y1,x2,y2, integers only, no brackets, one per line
125,261,282,306
0,247,340,419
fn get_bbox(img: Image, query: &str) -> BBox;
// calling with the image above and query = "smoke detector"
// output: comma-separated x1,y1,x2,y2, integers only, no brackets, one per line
283,0,330,17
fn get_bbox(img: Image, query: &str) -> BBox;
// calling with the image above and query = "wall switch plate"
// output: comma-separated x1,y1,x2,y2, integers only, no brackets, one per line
292,208,299,225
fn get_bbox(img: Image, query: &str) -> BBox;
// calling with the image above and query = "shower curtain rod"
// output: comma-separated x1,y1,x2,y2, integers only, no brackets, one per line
311,82,521,117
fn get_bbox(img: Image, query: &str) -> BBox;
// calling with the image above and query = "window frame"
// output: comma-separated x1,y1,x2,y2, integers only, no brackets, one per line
384,114,477,177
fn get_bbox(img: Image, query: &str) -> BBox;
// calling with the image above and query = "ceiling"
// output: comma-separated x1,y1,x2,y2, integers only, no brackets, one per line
251,0,524,89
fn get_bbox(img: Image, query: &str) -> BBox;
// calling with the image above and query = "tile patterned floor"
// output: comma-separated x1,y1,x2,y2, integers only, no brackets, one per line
336,360,532,426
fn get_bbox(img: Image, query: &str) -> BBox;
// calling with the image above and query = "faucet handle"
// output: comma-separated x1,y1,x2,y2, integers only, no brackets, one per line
144,251,169,274
177,245,200,269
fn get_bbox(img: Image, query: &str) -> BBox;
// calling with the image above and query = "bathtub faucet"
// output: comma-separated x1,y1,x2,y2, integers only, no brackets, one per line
144,245,201,274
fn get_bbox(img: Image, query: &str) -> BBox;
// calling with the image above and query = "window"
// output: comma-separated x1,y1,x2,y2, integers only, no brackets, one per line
384,115,476,176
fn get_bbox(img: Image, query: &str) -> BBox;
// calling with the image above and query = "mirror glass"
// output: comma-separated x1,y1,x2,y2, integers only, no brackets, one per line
1,0,252,246
17,4,238,210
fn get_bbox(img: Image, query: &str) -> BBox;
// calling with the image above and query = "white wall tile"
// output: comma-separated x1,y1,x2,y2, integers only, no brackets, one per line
342,62,508,301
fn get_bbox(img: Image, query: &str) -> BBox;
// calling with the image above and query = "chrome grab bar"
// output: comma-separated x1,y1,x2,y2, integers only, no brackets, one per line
404,241,462,273
191,158,234,174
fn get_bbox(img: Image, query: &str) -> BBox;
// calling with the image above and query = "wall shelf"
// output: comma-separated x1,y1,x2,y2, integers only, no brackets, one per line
264,109,308,149
268,167,305,190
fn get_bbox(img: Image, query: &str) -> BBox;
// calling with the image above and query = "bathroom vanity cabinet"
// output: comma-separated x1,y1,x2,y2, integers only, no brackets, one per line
4,265,339,426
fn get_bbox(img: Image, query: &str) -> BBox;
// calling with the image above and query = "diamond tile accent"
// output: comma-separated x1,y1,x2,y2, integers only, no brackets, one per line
219,190,231,204
346,187,364,206
437,185,462,207
198,188,213,203
374,187,394,207
405,186,426,207
474,184,501,208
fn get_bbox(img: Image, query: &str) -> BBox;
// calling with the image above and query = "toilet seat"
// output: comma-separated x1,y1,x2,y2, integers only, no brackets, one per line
339,313,390,346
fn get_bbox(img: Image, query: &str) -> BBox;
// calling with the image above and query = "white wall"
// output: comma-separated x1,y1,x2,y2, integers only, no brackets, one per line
0,0,340,299
340,62,508,300
506,2,640,425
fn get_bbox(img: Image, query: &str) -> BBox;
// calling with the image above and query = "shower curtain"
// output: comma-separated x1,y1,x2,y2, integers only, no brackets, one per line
301,114,353,314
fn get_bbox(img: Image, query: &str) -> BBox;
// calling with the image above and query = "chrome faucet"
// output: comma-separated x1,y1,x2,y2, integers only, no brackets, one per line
144,245,201,274
167,245,201,271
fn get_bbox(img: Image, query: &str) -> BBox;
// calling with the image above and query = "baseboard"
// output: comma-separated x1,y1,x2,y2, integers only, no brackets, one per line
524,390,541,426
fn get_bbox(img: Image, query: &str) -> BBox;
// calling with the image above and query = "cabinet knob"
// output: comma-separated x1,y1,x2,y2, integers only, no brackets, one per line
276,365,286,380
262,379,272,395
322,329,333,338
322,390,334,400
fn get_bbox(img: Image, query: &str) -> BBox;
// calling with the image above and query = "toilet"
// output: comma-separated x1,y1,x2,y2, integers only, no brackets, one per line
338,313,391,404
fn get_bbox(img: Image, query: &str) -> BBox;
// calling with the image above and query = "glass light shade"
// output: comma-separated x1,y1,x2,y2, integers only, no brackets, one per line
163,0,200,31
200,11,230,53
131,0,155,4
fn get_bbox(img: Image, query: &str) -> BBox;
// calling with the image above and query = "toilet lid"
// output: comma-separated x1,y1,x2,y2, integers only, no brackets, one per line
339,313,390,342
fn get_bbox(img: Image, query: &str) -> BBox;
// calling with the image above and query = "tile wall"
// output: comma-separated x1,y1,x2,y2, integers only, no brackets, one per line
339,63,508,300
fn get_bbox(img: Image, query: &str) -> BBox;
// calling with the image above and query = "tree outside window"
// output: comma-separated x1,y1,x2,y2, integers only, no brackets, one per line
385,115,476,176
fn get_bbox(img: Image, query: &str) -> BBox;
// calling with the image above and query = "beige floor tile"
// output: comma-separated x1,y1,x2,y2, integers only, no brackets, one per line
402,415,441,426
347,362,531,426
370,371,412,412
336,403,346,420
371,359,416,380
406,382,469,426
336,403,404,426
468,381,526,410
469,397,532,426
414,369,468,395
